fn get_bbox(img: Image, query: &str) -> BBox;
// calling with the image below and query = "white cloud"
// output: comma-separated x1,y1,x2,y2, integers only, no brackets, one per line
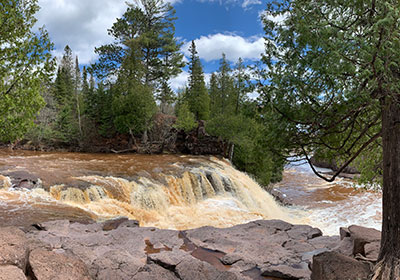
36,0,127,64
169,70,211,91
182,34,264,62
259,10,289,25
198,0,261,9
36,0,181,65
242,0,261,9
170,71,189,91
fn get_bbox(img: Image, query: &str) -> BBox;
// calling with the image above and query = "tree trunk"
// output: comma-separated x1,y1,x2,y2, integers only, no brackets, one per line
372,97,400,279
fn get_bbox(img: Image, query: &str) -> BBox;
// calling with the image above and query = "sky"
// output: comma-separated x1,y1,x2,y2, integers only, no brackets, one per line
36,0,267,90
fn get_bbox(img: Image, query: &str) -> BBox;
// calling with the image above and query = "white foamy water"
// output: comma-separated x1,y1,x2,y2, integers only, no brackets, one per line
276,160,382,235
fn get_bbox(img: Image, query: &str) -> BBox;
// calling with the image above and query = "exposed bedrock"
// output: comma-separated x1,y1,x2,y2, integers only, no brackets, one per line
0,218,380,280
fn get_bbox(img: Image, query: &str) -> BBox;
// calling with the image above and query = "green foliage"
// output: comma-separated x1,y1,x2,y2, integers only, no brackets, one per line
258,0,400,185
112,83,156,135
52,46,82,144
186,41,210,120
174,101,197,132
90,0,182,138
0,0,54,143
206,54,284,186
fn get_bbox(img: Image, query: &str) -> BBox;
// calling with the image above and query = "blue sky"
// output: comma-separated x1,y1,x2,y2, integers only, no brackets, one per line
36,0,268,89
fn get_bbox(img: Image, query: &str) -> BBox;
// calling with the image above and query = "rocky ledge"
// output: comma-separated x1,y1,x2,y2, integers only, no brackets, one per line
0,218,379,280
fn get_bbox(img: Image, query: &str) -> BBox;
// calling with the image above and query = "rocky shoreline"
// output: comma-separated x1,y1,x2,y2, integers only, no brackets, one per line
0,218,380,280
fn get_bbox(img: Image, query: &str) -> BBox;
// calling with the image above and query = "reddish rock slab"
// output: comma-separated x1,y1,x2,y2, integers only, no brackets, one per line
0,227,29,271
29,248,91,280
348,225,381,257
0,265,27,280
311,251,371,280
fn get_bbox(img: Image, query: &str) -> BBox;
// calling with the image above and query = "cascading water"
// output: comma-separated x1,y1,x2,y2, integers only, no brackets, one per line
0,150,294,229
0,149,383,235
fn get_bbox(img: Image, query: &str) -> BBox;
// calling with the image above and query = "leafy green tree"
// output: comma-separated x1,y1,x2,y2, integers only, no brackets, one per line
186,41,210,120
0,0,53,143
261,0,400,276
158,78,175,114
174,101,197,132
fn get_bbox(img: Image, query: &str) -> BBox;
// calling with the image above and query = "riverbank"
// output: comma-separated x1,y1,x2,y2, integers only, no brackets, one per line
0,218,378,280
1,120,228,156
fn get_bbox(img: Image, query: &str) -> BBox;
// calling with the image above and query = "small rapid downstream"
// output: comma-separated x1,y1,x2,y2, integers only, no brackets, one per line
0,149,382,235
275,161,382,235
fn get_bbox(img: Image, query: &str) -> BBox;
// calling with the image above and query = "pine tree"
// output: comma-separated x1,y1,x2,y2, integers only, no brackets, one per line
53,46,80,143
92,0,184,89
74,56,82,137
186,41,210,120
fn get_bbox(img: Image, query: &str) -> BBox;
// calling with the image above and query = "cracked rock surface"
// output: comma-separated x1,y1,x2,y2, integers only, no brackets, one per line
0,218,378,280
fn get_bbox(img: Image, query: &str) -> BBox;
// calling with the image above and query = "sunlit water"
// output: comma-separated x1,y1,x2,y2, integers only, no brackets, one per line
0,149,382,235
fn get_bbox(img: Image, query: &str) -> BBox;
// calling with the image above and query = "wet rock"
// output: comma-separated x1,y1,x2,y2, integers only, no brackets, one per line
0,227,29,271
102,217,139,231
29,248,91,280
269,188,291,205
311,251,371,280
0,265,27,280
5,171,39,189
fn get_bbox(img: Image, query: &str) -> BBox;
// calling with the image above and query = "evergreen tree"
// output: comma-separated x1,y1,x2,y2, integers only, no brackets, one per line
74,56,82,137
92,0,184,89
53,46,81,143
112,41,156,143
209,73,219,117
186,41,210,120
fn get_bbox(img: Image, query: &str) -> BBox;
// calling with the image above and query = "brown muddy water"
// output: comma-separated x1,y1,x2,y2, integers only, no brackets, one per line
0,149,382,235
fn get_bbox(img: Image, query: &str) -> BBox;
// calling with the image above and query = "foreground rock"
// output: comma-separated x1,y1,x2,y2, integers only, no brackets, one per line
0,219,381,279
0,265,27,280
29,248,91,280
311,251,371,280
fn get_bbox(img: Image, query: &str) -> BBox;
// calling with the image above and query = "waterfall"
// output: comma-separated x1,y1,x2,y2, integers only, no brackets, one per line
0,156,293,229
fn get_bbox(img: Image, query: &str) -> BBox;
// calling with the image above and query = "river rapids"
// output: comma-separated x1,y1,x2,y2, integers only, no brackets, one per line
0,149,382,235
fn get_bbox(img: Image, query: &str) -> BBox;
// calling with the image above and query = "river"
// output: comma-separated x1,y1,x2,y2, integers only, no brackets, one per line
0,149,382,235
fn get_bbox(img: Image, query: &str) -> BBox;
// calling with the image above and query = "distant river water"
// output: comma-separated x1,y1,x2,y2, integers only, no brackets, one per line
0,149,382,235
